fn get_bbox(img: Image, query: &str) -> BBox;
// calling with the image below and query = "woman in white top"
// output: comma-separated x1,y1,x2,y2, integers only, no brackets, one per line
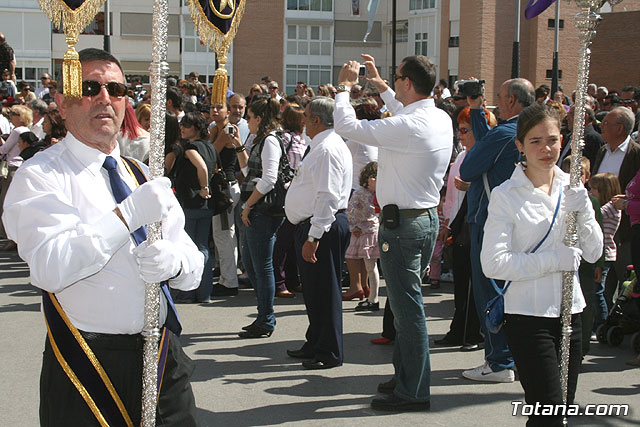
481,104,603,427
231,98,285,338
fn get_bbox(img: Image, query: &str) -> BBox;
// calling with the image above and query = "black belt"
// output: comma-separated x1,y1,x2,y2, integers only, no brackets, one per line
299,209,346,226
399,208,432,219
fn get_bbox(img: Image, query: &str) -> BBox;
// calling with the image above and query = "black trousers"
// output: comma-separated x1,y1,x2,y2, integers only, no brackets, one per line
504,313,582,427
294,213,350,364
273,219,300,291
446,242,482,342
40,330,197,426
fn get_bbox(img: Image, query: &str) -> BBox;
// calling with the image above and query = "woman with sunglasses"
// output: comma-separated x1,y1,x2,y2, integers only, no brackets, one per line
174,112,218,303
0,105,33,250
42,109,66,146
435,106,492,347
232,97,285,338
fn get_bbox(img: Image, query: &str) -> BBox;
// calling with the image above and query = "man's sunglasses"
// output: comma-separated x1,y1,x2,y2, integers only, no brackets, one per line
82,80,128,97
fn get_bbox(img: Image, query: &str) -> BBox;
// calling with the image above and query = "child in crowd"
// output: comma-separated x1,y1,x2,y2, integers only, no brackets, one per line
588,172,622,335
562,156,604,356
426,191,446,289
344,162,380,311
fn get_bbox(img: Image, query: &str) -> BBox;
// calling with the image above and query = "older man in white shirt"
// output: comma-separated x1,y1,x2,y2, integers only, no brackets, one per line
285,96,352,370
334,54,452,412
2,48,202,426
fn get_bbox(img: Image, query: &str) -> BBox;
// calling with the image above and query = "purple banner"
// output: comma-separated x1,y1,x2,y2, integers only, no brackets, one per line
524,0,556,20
198,0,241,35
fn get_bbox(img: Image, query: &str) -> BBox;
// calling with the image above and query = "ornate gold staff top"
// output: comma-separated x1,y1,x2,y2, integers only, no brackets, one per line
185,0,246,105
38,0,106,98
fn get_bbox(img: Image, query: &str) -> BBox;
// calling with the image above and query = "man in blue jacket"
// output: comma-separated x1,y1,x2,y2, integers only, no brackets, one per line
459,78,535,382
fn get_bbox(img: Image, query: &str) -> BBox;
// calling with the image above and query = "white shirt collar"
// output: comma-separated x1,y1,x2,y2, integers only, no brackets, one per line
509,164,566,191
309,128,335,148
64,132,120,178
606,136,630,154
397,98,435,115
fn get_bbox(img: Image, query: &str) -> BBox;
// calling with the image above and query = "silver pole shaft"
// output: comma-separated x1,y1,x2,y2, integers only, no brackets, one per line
141,0,169,425
560,1,603,407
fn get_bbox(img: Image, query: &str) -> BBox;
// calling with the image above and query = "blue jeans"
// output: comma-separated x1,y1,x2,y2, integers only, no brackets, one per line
241,211,284,330
470,224,514,372
378,210,437,402
594,261,614,331
183,208,214,302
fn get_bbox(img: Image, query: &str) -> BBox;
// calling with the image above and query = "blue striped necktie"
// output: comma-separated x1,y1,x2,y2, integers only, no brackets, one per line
102,156,182,335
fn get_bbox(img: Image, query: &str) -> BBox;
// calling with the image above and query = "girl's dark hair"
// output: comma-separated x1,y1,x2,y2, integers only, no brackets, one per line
19,131,39,145
355,102,381,121
180,111,209,140
359,161,378,188
45,110,66,139
164,113,180,154
516,103,561,143
281,105,304,133
248,97,281,138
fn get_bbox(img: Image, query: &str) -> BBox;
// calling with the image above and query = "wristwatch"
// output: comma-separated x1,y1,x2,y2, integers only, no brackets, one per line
307,236,318,243
336,84,351,93
235,145,246,153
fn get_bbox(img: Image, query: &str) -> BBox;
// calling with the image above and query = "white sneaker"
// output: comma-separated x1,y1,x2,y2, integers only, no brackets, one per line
462,362,515,383
440,271,454,282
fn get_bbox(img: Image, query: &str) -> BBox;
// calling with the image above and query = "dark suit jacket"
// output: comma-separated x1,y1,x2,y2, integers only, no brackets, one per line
593,138,640,241
559,124,605,173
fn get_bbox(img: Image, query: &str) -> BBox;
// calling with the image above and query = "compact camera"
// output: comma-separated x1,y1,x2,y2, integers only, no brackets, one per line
224,124,236,136
456,79,485,98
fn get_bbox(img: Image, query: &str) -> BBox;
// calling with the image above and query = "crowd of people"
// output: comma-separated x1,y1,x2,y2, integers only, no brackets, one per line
1,39,639,425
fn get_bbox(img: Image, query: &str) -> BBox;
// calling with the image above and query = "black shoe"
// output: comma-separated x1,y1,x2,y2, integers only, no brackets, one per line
434,336,462,346
287,348,314,359
355,301,380,312
238,324,273,339
430,280,440,289
377,377,396,394
301,359,341,370
371,394,430,412
241,320,257,331
212,284,238,297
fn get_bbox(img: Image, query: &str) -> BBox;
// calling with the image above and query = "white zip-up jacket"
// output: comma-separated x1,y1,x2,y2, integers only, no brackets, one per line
481,165,603,318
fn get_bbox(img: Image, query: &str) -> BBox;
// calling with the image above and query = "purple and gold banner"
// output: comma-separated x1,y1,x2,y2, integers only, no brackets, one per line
186,0,246,104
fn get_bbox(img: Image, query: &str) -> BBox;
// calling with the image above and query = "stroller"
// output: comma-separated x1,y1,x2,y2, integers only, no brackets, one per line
596,267,640,355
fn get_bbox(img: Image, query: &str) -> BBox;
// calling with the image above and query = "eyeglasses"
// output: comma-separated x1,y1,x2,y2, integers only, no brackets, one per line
458,127,472,135
269,86,278,90
82,80,128,97
394,74,408,82
179,122,192,128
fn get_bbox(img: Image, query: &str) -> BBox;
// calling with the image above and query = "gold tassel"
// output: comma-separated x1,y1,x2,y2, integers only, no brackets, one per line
211,65,228,105
63,34,82,99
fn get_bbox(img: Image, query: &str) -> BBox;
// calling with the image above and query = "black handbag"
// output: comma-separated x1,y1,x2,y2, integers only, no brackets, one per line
208,154,234,216
254,133,295,217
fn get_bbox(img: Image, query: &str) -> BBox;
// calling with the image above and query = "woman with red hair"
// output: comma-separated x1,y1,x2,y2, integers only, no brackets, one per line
117,102,150,163
435,106,493,347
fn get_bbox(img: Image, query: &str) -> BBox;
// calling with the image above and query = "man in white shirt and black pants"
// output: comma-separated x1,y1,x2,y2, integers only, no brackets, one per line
285,97,352,370
2,49,203,426
334,55,452,411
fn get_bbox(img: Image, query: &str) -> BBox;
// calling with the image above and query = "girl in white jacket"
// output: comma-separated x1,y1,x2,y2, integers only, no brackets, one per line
481,103,603,427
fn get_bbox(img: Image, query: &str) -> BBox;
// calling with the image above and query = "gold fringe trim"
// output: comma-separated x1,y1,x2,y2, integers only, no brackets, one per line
185,0,246,66
211,66,228,105
37,0,107,98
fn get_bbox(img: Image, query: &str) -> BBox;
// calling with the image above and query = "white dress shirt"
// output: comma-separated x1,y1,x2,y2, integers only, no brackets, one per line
30,117,46,140
481,165,603,317
442,149,467,224
2,133,203,334
285,129,352,240
35,86,49,99
0,126,28,167
597,136,630,176
345,138,378,190
0,114,11,135
334,89,452,209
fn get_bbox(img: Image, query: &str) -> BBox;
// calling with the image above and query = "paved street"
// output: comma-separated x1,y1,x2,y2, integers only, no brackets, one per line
0,242,637,427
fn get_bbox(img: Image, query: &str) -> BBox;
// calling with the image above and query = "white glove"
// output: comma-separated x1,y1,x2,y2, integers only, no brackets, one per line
562,185,591,213
133,239,182,283
556,245,583,272
161,196,185,242
118,177,174,232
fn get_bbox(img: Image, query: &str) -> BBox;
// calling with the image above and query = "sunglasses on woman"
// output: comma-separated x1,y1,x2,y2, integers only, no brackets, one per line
82,80,128,97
